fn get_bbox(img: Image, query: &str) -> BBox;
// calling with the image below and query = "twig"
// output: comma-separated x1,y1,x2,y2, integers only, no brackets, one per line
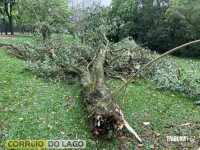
87,53,97,70
107,75,128,82
0,43,19,50
124,120,142,142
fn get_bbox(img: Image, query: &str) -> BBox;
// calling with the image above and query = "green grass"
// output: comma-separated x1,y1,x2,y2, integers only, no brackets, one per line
0,34,73,44
109,80,200,149
0,37,200,149
64,34,74,42
173,56,200,76
0,36,32,44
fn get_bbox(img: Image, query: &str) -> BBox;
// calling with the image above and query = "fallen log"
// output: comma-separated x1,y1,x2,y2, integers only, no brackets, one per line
1,41,142,141
61,39,200,142
60,48,142,142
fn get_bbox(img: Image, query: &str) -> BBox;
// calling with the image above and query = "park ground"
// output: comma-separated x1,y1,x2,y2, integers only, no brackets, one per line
0,35,200,149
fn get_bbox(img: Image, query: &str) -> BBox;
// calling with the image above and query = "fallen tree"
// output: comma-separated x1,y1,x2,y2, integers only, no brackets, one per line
1,6,200,143
60,47,141,140
1,36,143,142
3,34,200,143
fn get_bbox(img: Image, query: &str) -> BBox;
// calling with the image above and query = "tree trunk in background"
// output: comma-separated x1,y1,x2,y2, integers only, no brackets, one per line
4,0,14,35
8,16,14,35
4,19,8,35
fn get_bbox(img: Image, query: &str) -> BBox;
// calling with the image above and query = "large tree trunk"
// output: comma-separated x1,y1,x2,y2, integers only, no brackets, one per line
59,47,141,142
79,48,125,135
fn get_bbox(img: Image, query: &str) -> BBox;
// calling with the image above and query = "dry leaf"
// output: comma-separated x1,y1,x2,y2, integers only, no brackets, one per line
118,136,126,140
39,118,45,121
143,122,150,125
89,139,96,145
66,96,73,103
154,131,160,136
19,118,24,121
60,131,65,135
67,132,74,136
48,125,53,129
96,115,101,120
138,143,144,147
180,123,191,126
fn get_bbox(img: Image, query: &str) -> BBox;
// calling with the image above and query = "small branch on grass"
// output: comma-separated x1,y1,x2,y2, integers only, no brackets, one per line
87,53,97,71
58,61,86,75
124,120,142,142
0,43,25,59
107,75,128,82
0,43,19,50
118,109,142,142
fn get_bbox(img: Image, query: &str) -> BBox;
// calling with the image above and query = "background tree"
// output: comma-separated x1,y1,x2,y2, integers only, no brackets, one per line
166,0,200,56
17,0,71,41
68,0,102,39
4,0,15,35
109,0,171,52
109,0,200,57
0,0,16,35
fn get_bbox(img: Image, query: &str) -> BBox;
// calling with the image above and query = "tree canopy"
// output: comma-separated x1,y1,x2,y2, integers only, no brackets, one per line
109,0,200,57
16,0,71,40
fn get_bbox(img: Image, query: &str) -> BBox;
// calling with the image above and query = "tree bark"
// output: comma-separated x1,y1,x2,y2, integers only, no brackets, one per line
60,48,126,136
80,48,126,135
1,17,8,35
4,0,14,35
81,73,125,135
8,16,14,35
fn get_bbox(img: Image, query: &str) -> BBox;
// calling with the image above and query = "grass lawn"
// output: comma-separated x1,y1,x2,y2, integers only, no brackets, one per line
0,35,32,44
173,56,200,76
0,37,200,149
0,34,74,44
64,34,74,42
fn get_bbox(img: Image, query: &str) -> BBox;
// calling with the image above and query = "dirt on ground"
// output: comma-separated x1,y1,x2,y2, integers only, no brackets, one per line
0,35,15,39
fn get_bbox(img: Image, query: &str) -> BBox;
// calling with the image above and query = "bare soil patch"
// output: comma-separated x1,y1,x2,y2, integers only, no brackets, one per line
0,35,15,39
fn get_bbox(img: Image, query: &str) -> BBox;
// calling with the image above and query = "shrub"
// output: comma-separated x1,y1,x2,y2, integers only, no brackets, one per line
5,37,200,101
150,58,200,100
